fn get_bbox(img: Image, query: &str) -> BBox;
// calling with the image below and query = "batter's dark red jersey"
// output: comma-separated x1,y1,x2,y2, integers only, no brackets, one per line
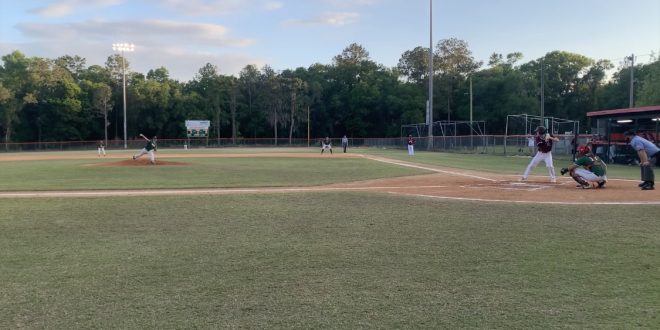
535,134,554,153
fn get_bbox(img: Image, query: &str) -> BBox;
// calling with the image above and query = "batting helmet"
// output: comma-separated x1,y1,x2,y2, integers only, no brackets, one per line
577,145,590,155
535,126,547,134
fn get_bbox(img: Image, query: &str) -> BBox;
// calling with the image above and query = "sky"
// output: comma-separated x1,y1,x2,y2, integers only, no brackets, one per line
1,0,658,82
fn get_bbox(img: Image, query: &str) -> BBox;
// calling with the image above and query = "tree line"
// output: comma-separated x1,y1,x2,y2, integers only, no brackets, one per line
0,39,658,143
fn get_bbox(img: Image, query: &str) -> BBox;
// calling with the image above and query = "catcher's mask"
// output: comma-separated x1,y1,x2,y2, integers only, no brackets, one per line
577,145,590,155
535,126,546,134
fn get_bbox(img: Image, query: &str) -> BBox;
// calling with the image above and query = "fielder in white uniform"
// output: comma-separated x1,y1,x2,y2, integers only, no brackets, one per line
97,140,106,157
521,126,559,183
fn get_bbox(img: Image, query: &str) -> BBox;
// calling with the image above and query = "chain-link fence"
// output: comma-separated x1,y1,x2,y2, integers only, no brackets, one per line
0,135,590,159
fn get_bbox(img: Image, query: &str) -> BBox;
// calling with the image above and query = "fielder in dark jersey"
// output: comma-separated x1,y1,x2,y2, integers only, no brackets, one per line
321,137,332,154
133,134,157,164
407,135,415,156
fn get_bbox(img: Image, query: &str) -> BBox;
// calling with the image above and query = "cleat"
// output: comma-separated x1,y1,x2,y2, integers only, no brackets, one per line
638,182,647,187
550,178,557,183
519,177,527,182
132,156,136,160
641,185,655,190
598,181,606,188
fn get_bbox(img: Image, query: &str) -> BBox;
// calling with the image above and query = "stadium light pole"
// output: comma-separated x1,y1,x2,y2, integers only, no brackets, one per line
112,43,135,149
427,0,434,150
628,53,635,108
463,76,474,148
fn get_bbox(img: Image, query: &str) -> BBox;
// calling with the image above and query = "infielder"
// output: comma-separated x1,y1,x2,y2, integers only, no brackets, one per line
133,134,157,164
521,126,559,183
407,135,415,156
97,140,106,157
321,136,333,154
560,145,607,189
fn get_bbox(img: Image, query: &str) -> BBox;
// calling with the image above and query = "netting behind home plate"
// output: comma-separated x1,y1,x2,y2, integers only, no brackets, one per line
504,114,579,156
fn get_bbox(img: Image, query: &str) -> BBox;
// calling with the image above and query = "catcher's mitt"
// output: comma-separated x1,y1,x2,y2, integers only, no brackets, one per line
560,167,569,175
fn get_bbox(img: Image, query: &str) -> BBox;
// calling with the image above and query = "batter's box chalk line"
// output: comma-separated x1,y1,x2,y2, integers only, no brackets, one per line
462,181,552,191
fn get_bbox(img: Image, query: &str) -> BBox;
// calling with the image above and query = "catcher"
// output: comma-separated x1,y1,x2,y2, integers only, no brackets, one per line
560,145,607,189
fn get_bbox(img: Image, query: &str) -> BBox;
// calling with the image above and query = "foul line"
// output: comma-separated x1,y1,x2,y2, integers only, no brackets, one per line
362,155,498,182
387,191,660,205
0,185,449,199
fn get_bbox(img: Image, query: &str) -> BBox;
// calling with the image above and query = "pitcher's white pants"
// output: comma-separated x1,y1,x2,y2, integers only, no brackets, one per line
134,149,155,163
522,151,556,181
408,145,414,156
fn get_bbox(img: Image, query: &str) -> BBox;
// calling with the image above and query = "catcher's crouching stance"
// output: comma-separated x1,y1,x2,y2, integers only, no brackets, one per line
560,145,607,189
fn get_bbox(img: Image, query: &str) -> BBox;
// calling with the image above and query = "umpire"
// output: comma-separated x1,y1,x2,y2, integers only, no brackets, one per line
624,130,660,190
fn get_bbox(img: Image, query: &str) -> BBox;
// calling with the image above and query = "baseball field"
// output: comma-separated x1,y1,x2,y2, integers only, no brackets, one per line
1,148,659,329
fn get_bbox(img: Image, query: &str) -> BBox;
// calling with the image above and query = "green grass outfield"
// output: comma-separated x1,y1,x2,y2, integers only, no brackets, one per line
1,148,658,328
1,194,659,329
0,147,646,191
0,149,428,191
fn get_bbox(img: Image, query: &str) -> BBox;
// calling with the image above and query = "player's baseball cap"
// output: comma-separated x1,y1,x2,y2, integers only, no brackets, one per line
623,129,636,136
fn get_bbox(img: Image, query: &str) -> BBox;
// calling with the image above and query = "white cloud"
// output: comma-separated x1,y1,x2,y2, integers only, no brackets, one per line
155,0,245,16
10,18,258,81
16,19,254,48
283,12,359,27
263,1,284,11
30,0,124,17
321,0,379,7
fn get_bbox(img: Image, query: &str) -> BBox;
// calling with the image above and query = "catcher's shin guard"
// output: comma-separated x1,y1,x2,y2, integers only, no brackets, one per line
570,171,589,187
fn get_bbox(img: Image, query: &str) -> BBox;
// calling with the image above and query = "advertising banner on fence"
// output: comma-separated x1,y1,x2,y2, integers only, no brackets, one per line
185,120,210,138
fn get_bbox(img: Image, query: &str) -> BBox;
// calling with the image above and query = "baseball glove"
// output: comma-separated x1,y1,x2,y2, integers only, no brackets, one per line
560,167,569,175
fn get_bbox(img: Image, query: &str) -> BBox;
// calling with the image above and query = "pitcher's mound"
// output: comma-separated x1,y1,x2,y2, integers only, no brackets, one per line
95,159,189,167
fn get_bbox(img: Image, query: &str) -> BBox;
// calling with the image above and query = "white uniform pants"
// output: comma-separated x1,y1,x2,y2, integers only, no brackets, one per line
408,144,414,156
97,147,105,156
574,168,606,183
134,149,155,163
522,151,556,180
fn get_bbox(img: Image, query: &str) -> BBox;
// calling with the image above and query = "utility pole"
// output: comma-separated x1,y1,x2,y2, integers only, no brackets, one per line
427,0,434,150
629,53,635,108
540,58,545,126
469,75,473,148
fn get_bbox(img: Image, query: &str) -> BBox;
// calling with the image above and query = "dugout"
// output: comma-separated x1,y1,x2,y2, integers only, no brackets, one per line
587,105,660,164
